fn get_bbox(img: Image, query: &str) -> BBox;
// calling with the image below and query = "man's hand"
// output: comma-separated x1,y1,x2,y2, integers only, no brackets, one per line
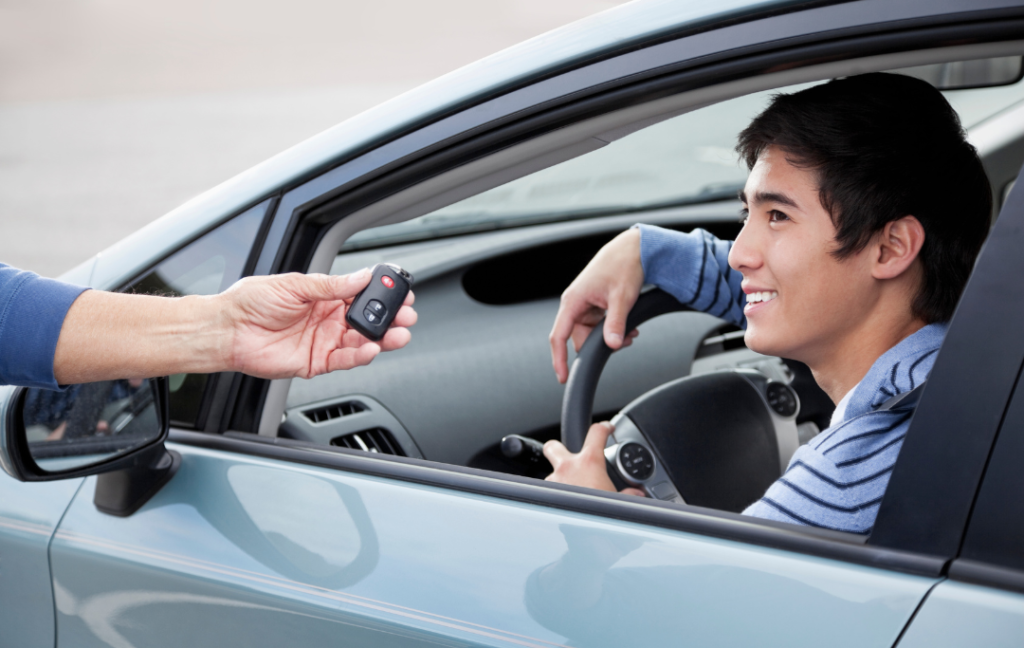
549,228,645,383
544,421,645,497
222,269,417,380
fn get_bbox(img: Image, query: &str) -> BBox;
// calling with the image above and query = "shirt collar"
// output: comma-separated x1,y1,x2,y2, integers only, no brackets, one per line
838,322,948,424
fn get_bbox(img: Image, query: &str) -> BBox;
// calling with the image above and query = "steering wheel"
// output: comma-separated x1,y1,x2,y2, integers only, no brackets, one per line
560,289,801,512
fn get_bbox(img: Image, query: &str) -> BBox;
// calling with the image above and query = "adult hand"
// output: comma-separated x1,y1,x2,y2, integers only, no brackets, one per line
53,268,416,384
549,228,644,383
223,269,417,380
543,421,645,497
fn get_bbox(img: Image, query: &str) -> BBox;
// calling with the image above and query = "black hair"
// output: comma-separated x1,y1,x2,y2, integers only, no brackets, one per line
736,72,992,323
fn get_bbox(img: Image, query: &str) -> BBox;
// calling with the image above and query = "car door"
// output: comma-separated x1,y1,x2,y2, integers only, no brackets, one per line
47,441,936,648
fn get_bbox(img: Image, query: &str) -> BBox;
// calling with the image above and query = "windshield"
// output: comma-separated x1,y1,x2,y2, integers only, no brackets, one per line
342,61,1024,251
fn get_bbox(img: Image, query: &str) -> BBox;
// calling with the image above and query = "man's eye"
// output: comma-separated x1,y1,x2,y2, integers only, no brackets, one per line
768,210,789,222
739,208,749,224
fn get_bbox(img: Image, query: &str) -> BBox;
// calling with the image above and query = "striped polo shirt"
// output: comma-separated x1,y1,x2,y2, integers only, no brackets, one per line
637,224,946,534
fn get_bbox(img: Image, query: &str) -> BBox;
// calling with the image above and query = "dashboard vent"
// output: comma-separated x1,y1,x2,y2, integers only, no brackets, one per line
330,428,405,456
302,401,365,423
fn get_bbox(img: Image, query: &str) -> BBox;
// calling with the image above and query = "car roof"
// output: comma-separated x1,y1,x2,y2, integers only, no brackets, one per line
68,0,813,287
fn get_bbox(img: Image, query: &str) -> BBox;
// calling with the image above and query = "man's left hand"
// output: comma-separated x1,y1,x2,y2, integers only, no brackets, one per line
544,421,645,497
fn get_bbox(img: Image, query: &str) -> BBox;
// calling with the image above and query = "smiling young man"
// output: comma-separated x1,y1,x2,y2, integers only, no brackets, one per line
545,73,992,533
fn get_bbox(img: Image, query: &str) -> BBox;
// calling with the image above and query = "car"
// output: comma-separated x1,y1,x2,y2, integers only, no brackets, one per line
3,0,1024,645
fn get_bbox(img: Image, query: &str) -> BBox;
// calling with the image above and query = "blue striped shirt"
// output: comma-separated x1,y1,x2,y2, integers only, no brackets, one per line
637,225,945,534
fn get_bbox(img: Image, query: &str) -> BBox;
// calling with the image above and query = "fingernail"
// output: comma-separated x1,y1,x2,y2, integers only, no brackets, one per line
608,333,623,346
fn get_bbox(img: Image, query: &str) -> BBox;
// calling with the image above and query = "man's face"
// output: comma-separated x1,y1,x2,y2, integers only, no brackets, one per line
729,146,880,365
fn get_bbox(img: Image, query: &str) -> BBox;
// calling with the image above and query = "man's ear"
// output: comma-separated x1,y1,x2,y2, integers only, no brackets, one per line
872,216,925,280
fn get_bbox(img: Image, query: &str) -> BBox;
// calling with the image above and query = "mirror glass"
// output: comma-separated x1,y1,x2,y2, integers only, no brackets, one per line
22,378,163,473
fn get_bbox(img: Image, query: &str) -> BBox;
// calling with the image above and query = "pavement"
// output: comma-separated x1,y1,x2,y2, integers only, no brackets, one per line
0,0,626,277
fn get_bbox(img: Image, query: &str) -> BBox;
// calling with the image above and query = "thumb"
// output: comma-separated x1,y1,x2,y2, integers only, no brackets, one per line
582,421,615,453
296,269,371,302
602,290,633,350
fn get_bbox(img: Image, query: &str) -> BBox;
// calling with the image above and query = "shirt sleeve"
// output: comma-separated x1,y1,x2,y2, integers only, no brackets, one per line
636,224,746,328
0,264,89,390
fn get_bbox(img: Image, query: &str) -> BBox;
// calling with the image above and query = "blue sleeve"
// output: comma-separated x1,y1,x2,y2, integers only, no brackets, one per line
0,264,89,389
636,225,746,328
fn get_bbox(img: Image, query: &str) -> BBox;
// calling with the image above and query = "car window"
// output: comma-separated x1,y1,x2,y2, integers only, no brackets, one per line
340,66,1024,251
129,203,265,427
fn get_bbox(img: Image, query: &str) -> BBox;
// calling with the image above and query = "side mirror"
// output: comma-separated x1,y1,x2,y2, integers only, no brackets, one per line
0,377,180,517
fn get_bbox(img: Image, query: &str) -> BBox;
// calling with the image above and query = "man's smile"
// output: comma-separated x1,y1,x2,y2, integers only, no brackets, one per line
743,288,778,313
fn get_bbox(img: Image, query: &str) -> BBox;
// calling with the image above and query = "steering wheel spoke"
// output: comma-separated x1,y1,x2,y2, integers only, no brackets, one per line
605,414,685,504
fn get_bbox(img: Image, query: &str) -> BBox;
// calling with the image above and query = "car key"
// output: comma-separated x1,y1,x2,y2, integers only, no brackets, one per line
345,263,413,341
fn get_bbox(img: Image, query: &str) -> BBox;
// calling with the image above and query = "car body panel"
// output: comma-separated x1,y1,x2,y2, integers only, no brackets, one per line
48,444,935,647
0,469,83,648
897,581,1024,647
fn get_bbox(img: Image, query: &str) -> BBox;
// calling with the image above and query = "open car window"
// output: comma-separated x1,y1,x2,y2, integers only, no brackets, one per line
340,64,1024,253
277,54,1024,532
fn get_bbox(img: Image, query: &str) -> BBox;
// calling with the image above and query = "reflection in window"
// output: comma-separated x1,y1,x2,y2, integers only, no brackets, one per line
128,202,266,427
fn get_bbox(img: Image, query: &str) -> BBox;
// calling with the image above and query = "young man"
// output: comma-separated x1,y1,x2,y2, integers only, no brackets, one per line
545,73,992,534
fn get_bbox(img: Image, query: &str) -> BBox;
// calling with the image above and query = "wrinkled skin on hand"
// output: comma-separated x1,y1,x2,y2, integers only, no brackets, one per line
224,269,417,380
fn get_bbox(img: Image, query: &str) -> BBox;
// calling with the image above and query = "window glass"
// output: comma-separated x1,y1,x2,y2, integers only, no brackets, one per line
342,68,1024,251
129,202,266,427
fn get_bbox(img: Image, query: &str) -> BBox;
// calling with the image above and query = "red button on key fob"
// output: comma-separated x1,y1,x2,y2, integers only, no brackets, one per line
381,275,395,288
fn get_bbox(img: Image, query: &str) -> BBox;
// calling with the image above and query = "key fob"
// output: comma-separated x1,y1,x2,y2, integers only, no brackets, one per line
345,263,413,341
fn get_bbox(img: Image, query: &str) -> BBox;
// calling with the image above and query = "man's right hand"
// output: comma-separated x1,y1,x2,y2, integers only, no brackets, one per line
549,228,645,383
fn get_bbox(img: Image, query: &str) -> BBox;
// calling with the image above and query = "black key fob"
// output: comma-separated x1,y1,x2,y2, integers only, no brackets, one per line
345,263,413,341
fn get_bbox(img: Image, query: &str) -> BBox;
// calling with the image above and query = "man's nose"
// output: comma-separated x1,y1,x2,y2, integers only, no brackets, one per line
728,219,762,272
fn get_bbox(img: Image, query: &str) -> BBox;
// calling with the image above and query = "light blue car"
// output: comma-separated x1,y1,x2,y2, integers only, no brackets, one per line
3,0,1024,645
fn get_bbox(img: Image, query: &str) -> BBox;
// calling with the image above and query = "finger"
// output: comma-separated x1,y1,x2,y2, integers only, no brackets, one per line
392,304,418,328
341,326,372,349
603,289,633,350
326,342,381,372
298,269,372,303
543,439,572,467
620,487,646,497
403,290,415,306
582,421,614,453
570,324,594,353
378,327,412,352
549,304,578,384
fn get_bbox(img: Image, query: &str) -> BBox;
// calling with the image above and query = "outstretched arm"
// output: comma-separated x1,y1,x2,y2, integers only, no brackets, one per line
53,268,416,384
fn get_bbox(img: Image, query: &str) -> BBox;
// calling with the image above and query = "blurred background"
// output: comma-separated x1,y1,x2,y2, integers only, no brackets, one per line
0,0,627,277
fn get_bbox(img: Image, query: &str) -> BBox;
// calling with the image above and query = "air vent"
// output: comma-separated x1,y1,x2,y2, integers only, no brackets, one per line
330,428,405,456
302,400,365,423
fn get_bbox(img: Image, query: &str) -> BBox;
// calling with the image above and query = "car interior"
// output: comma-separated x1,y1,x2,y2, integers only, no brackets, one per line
155,41,1024,522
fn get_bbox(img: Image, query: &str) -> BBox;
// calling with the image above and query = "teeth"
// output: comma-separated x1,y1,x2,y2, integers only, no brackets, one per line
747,291,778,304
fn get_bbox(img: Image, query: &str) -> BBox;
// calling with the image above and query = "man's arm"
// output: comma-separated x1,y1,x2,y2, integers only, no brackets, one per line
545,224,745,494
53,269,416,385
549,225,744,383
636,224,746,329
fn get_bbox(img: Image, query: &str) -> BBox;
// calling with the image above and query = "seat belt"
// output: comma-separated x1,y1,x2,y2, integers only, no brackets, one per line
876,381,927,412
